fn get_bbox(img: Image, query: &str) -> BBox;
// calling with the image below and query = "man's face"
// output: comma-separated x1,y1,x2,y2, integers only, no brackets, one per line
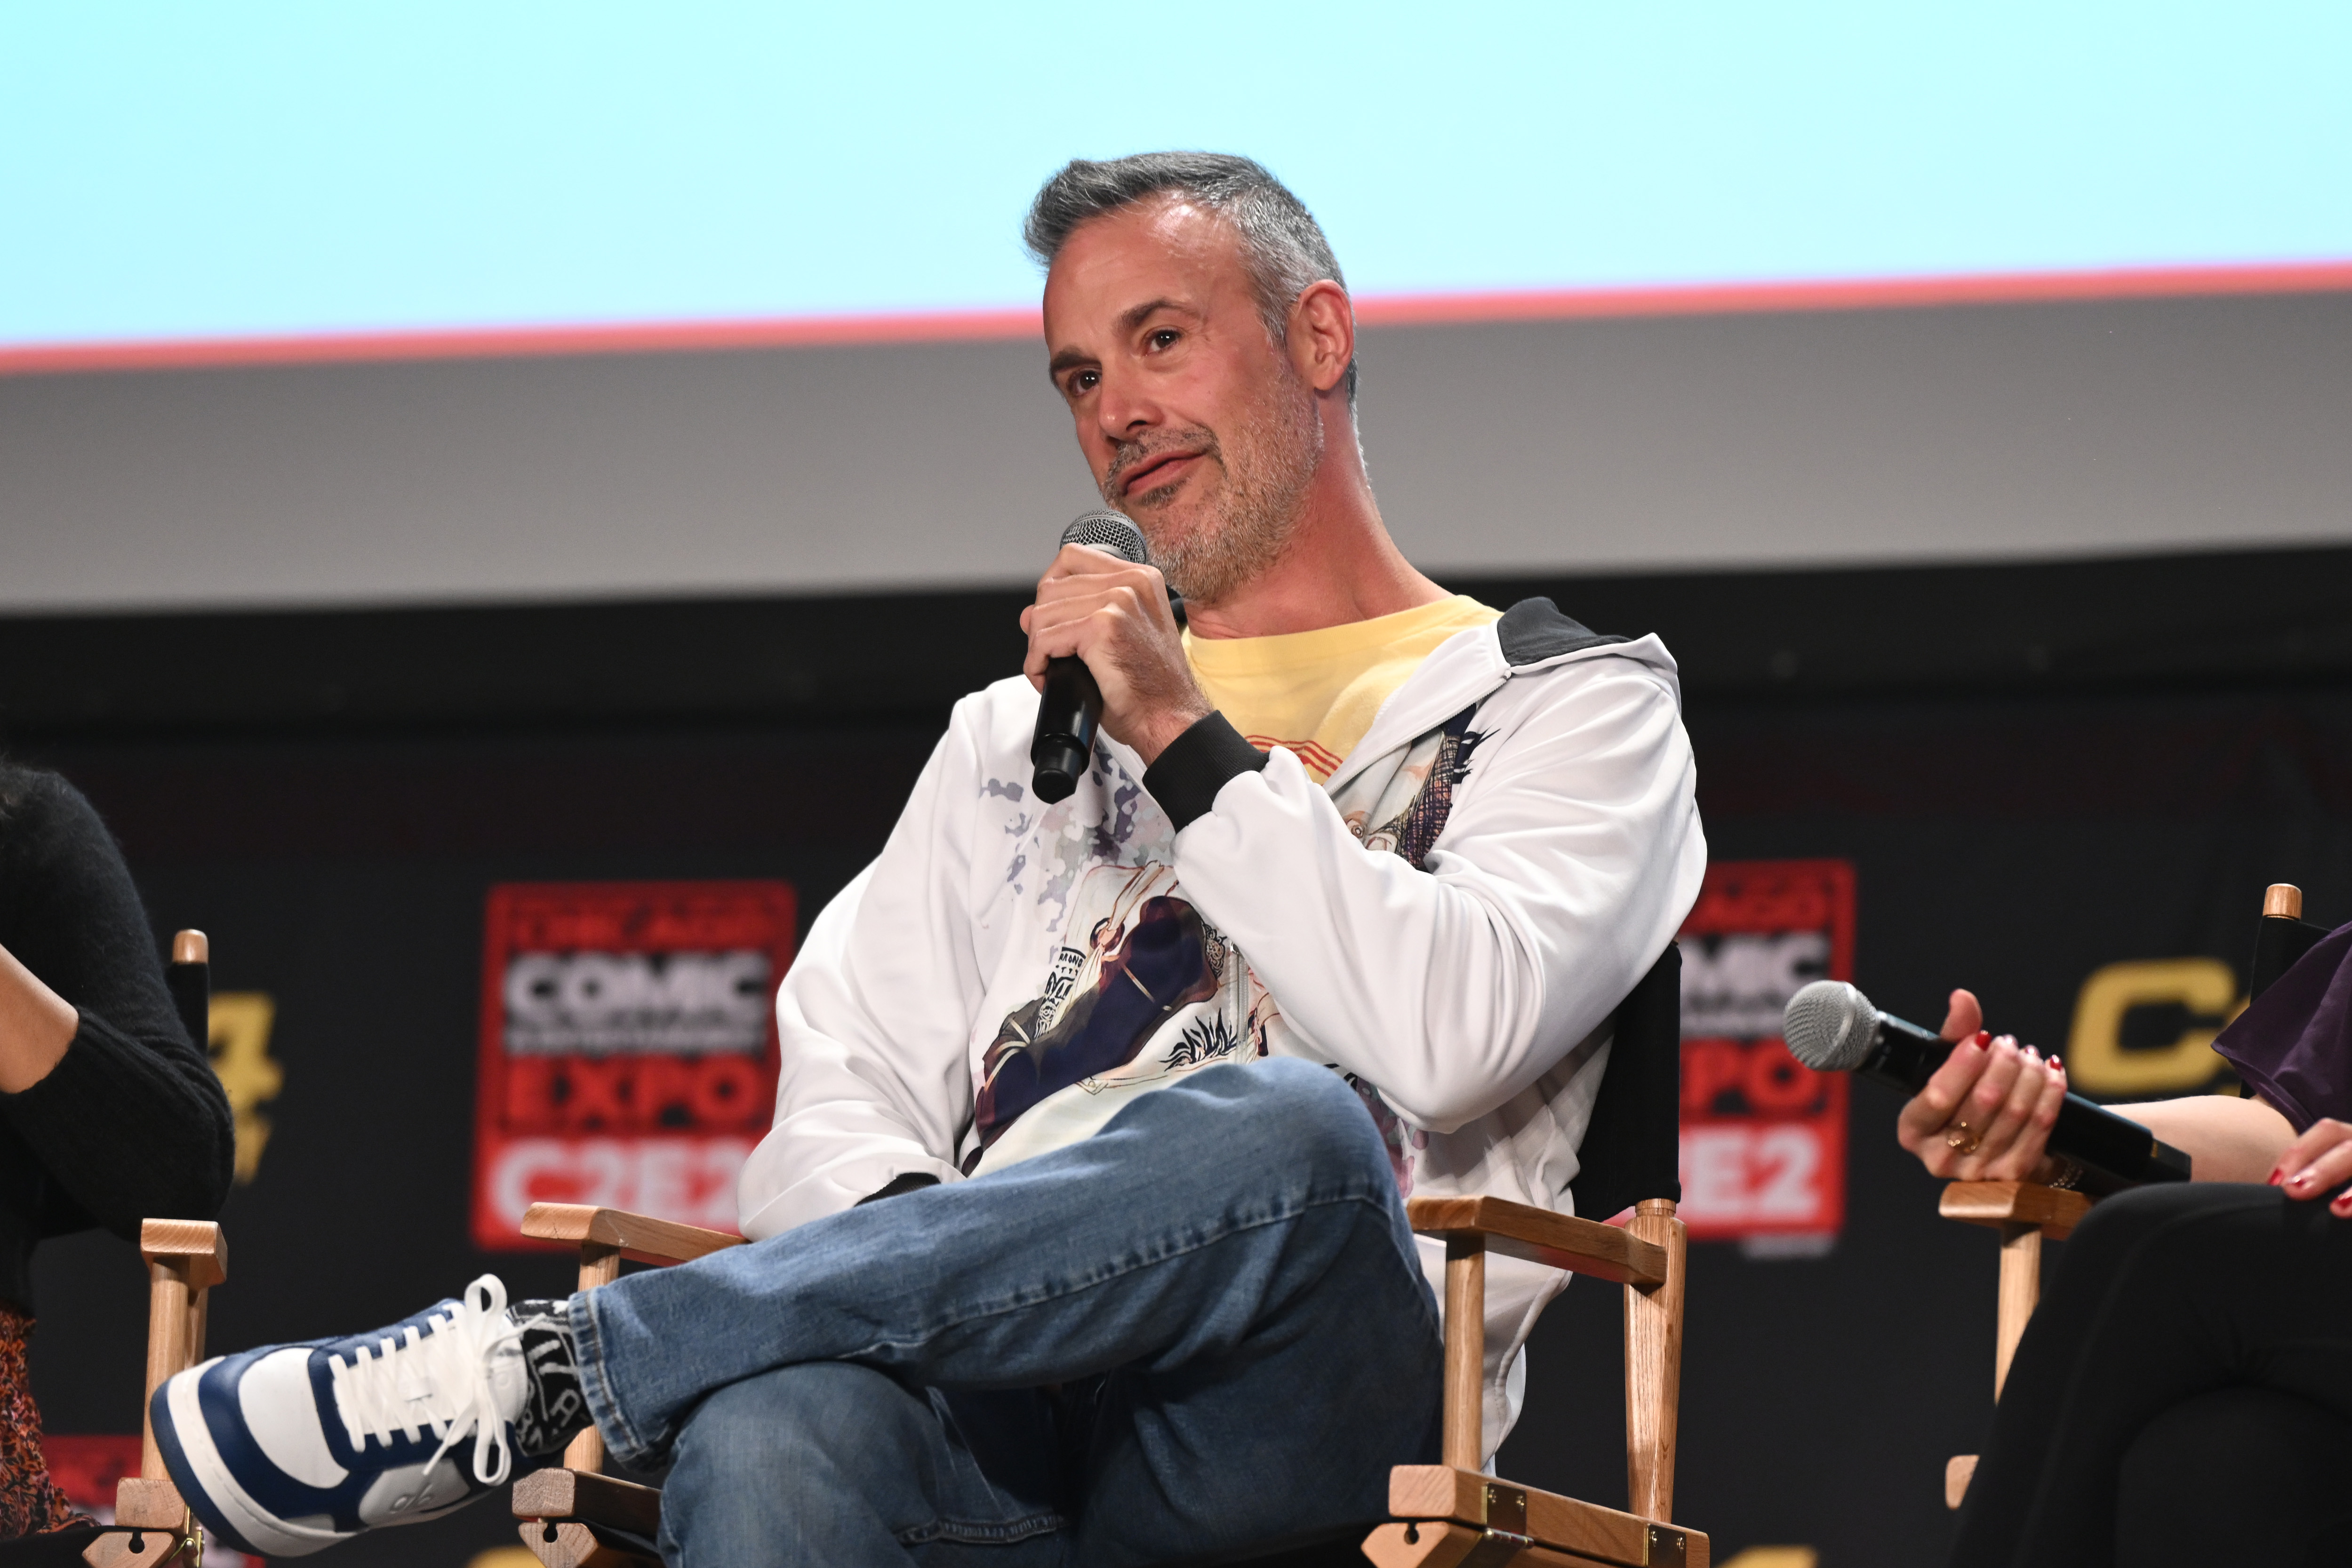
1042,198,1322,603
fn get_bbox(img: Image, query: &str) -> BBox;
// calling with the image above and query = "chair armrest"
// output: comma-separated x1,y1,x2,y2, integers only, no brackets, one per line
113,1477,190,1529
1406,1195,1669,1288
1938,1181,2093,1240
520,1204,744,1264
141,1219,227,1291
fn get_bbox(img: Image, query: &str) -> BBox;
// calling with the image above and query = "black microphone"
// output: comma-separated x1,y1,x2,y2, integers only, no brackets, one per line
1783,979,2192,1192
1031,510,1151,804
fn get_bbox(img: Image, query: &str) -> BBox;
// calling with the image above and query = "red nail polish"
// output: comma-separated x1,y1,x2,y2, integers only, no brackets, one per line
1974,1031,1991,1046
2270,1169,2286,1186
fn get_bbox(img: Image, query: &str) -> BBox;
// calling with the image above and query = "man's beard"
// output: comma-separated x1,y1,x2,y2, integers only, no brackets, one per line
1101,376,1323,605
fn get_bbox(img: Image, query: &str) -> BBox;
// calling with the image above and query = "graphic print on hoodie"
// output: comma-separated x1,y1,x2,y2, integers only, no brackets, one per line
967,703,1480,1182
972,880,1224,1161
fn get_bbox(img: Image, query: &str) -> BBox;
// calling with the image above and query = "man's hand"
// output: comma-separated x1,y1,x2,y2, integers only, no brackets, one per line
1894,987,2069,1182
1022,544,1211,766
2272,1118,2352,1215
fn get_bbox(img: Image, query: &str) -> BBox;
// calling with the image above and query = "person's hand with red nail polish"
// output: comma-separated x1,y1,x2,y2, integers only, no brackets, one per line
1894,988,2072,1183
2273,1117,2352,1208
1889,987,2308,1186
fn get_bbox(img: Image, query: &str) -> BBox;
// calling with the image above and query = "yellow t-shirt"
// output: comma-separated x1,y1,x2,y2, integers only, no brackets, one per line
1184,595,1502,783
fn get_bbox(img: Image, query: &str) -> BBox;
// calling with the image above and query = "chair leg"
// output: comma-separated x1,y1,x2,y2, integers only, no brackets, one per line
88,1265,209,1566
1441,1235,1488,1472
1994,1223,2040,1399
137,1262,193,1483
1624,1199,1686,1523
564,1242,624,1473
1945,1454,1979,1510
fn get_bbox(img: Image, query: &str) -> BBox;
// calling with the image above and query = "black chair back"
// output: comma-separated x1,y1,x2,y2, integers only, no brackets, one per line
1568,942,1681,1224
2251,904,2328,1000
165,930,210,1049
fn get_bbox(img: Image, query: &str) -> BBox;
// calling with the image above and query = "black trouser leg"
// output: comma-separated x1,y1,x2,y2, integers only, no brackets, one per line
2112,1385,2352,1566
1947,1183,2352,1568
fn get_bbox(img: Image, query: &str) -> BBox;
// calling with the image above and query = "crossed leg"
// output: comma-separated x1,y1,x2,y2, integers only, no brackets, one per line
1949,1181,2352,1568
578,1059,1446,1567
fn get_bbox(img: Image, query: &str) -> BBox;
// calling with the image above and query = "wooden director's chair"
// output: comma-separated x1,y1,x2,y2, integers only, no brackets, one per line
73,1218,228,1568
0,932,234,1568
509,1207,743,1567
514,946,1703,1568
1940,885,2328,1510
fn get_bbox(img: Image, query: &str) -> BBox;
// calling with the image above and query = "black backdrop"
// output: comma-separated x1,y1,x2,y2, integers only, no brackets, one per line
9,544,2352,1566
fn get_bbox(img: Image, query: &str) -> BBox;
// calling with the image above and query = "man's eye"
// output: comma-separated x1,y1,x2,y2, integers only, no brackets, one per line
1070,370,1099,394
1148,329,1180,351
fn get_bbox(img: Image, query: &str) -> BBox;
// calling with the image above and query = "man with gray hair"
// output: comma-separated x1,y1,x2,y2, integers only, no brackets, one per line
154,152,1704,1567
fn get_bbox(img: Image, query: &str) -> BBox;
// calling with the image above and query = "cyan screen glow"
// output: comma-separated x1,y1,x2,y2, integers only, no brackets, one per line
5,1,2348,350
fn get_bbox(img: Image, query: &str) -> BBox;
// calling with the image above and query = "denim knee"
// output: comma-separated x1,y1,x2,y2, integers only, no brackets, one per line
664,1361,918,1517
1225,1058,1394,1193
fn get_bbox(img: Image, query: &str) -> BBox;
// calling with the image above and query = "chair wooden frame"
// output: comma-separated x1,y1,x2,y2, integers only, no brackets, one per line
512,1191,1706,1568
511,1203,743,1568
1366,1194,1702,1568
75,1220,230,1568
1936,1181,2091,1509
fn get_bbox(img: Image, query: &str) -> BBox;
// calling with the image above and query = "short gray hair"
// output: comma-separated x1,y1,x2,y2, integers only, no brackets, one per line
1024,152,1356,400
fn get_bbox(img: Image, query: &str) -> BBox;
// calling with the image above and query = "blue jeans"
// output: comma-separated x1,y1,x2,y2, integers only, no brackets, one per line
570,1059,1446,1568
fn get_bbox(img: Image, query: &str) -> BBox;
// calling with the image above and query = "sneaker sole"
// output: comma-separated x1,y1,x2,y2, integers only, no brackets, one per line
155,1360,359,1560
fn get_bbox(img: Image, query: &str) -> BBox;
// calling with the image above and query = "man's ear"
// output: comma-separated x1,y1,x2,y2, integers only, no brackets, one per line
1288,280,1355,396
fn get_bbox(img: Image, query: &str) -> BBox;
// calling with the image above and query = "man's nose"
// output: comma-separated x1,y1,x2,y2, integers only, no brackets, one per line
1092,368,1160,444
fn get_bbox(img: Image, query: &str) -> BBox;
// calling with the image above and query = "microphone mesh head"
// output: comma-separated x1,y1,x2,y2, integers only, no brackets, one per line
1060,510,1150,565
1782,979,1880,1071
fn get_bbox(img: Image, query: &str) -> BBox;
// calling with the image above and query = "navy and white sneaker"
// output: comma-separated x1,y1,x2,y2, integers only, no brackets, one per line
152,1275,547,1558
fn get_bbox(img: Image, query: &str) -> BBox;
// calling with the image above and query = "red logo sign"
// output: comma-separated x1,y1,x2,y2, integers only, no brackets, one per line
1677,860,1855,1247
472,881,795,1249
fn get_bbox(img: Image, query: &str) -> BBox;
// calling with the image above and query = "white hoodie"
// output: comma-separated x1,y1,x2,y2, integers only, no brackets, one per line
739,599,1706,1452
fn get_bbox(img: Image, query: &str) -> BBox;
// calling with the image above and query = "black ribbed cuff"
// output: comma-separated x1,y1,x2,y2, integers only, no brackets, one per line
856,1172,940,1206
1144,712,1268,831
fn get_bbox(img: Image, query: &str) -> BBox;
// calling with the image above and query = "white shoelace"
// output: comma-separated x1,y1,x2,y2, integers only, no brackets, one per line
328,1275,523,1488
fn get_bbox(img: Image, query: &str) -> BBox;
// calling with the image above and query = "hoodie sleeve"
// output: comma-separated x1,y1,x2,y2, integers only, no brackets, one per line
734,700,992,1239
1162,651,1705,1133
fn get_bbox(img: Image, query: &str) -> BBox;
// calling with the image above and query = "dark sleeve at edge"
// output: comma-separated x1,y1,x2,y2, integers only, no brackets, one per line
0,772,235,1235
1142,712,1269,831
7,1012,236,1233
2208,920,2352,1136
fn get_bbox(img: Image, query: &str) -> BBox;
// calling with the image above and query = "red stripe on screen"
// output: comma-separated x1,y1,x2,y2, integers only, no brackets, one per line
1352,258,2352,327
0,307,1044,376
7,259,2350,376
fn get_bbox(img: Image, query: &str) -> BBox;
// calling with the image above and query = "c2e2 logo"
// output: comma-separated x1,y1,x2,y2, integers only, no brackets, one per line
1676,861,1854,1249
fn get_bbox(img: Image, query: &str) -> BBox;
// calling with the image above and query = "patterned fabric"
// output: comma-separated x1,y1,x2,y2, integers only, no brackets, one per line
1365,706,1483,872
0,1304,75,1538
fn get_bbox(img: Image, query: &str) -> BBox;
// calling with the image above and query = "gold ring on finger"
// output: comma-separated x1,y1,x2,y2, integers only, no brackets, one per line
1945,1120,1982,1154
